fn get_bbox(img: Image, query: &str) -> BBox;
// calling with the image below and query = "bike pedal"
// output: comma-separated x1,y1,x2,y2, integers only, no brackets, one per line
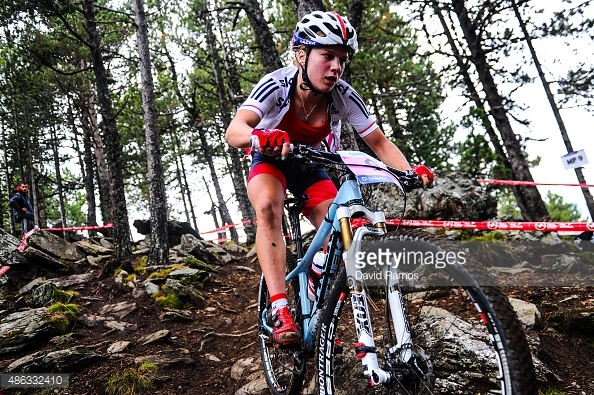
334,338,343,354
274,341,303,351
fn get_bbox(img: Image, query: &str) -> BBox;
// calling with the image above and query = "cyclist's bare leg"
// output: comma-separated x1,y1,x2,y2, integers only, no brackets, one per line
248,174,288,298
249,173,301,347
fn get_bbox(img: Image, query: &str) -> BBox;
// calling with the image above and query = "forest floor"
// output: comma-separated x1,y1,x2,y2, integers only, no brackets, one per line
1,241,593,395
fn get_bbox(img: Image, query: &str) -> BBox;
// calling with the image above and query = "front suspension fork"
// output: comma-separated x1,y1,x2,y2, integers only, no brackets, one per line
339,209,413,386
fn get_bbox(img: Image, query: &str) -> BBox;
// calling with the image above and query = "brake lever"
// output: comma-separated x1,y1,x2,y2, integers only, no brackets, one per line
400,171,425,192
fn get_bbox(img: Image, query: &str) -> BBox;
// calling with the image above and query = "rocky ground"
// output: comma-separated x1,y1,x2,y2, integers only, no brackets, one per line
1,228,594,395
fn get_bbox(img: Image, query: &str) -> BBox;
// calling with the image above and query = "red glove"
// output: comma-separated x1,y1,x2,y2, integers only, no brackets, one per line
251,129,290,148
412,164,435,186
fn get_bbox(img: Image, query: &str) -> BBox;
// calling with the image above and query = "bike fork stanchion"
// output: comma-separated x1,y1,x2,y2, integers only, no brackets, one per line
349,288,391,386
386,271,413,362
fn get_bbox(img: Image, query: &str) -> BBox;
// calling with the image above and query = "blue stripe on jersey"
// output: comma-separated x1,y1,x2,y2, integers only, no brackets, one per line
349,91,370,118
251,78,279,102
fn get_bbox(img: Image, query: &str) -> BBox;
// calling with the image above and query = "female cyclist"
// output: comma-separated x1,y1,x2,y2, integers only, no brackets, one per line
225,10,433,348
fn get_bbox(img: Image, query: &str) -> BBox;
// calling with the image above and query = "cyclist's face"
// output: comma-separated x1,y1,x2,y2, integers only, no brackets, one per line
300,46,349,92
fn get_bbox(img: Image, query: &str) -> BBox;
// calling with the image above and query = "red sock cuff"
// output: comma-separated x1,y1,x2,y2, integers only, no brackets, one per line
270,293,287,303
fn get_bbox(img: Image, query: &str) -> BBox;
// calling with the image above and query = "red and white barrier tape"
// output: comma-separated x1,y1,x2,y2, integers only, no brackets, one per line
44,222,114,232
201,223,236,234
352,218,594,232
477,179,594,188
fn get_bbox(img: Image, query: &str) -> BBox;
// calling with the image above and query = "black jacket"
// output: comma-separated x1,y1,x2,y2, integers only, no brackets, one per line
9,191,34,220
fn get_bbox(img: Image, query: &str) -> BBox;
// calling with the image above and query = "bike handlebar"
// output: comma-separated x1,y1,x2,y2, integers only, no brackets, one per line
248,138,426,192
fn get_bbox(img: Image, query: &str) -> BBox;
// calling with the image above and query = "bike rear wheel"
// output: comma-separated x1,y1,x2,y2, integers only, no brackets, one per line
257,249,306,395
317,238,537,395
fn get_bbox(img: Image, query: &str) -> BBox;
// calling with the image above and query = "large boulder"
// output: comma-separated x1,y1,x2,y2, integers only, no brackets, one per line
372,170,497,221
133,219,202,246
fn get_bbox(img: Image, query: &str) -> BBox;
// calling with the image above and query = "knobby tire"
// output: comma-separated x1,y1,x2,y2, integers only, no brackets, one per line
317,237,537,395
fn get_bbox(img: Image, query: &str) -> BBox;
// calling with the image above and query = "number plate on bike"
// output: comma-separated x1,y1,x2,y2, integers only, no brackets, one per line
338,151,397,185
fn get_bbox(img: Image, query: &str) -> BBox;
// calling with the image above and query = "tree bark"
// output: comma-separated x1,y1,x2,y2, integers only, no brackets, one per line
174,134,199,232
50,125,68,239
242,0,283,73
82,0,133,263
293,0,324,19
72,98,98,236
133,0,169,265
82,78,111,225
432,1,528,211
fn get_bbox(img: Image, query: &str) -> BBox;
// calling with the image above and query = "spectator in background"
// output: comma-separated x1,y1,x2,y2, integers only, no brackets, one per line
9,181,35,235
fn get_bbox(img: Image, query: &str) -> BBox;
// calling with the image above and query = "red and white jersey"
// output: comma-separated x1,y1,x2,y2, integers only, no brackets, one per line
238,66,378,152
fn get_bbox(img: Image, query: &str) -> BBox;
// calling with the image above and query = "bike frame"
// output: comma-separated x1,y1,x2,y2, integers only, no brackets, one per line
276,167,414,386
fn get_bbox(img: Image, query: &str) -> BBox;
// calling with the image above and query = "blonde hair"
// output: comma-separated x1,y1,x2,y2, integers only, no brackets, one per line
292,44,307,66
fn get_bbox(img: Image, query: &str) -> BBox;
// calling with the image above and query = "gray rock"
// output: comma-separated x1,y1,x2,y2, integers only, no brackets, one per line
134,348,193,369
164,279,207,309
107,340,131,354
0,307,55,354
6,345,105,372
27,229,86,262
138,329,171,345
509,297,543,329
375,171,497,221
99,301,137,319
31,282,58,307
179,234,220,264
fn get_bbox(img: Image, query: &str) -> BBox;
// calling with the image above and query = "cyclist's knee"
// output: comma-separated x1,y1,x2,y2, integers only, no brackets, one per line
254,197,283,225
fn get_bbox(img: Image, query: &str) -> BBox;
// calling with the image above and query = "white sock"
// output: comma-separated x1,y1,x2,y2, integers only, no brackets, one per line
271,298,289,316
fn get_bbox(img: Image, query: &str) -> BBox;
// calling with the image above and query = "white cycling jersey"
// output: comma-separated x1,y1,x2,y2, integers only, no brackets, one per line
239,66,378,152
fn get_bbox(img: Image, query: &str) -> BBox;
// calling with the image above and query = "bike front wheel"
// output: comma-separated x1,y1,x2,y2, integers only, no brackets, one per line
317,237,537,395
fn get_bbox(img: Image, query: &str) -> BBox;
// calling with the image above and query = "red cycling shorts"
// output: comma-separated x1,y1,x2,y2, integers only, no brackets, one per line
248,153,337,219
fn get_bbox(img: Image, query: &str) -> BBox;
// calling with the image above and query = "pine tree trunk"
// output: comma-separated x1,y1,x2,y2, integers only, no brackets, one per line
174,135,199,232
174,150,191,225
1,123,14,234
198,124,239,242
83,80,111,225
215,12,256,244
51,126,68,238
26,138,39,228
451,0,549,221
133,0,169,265
201,7,249,243
73,102,98,236
294,0,325,19
82,0,133,263
242,0,284,73
433,2,529,212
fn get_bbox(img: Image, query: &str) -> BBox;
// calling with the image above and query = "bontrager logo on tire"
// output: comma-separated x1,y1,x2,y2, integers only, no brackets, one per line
318,324,327,395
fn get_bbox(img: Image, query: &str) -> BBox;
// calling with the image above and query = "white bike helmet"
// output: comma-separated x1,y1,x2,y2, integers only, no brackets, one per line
292,11,358,55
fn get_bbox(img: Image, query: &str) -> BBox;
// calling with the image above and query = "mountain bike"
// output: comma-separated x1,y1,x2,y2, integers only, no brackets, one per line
255,143,537,395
